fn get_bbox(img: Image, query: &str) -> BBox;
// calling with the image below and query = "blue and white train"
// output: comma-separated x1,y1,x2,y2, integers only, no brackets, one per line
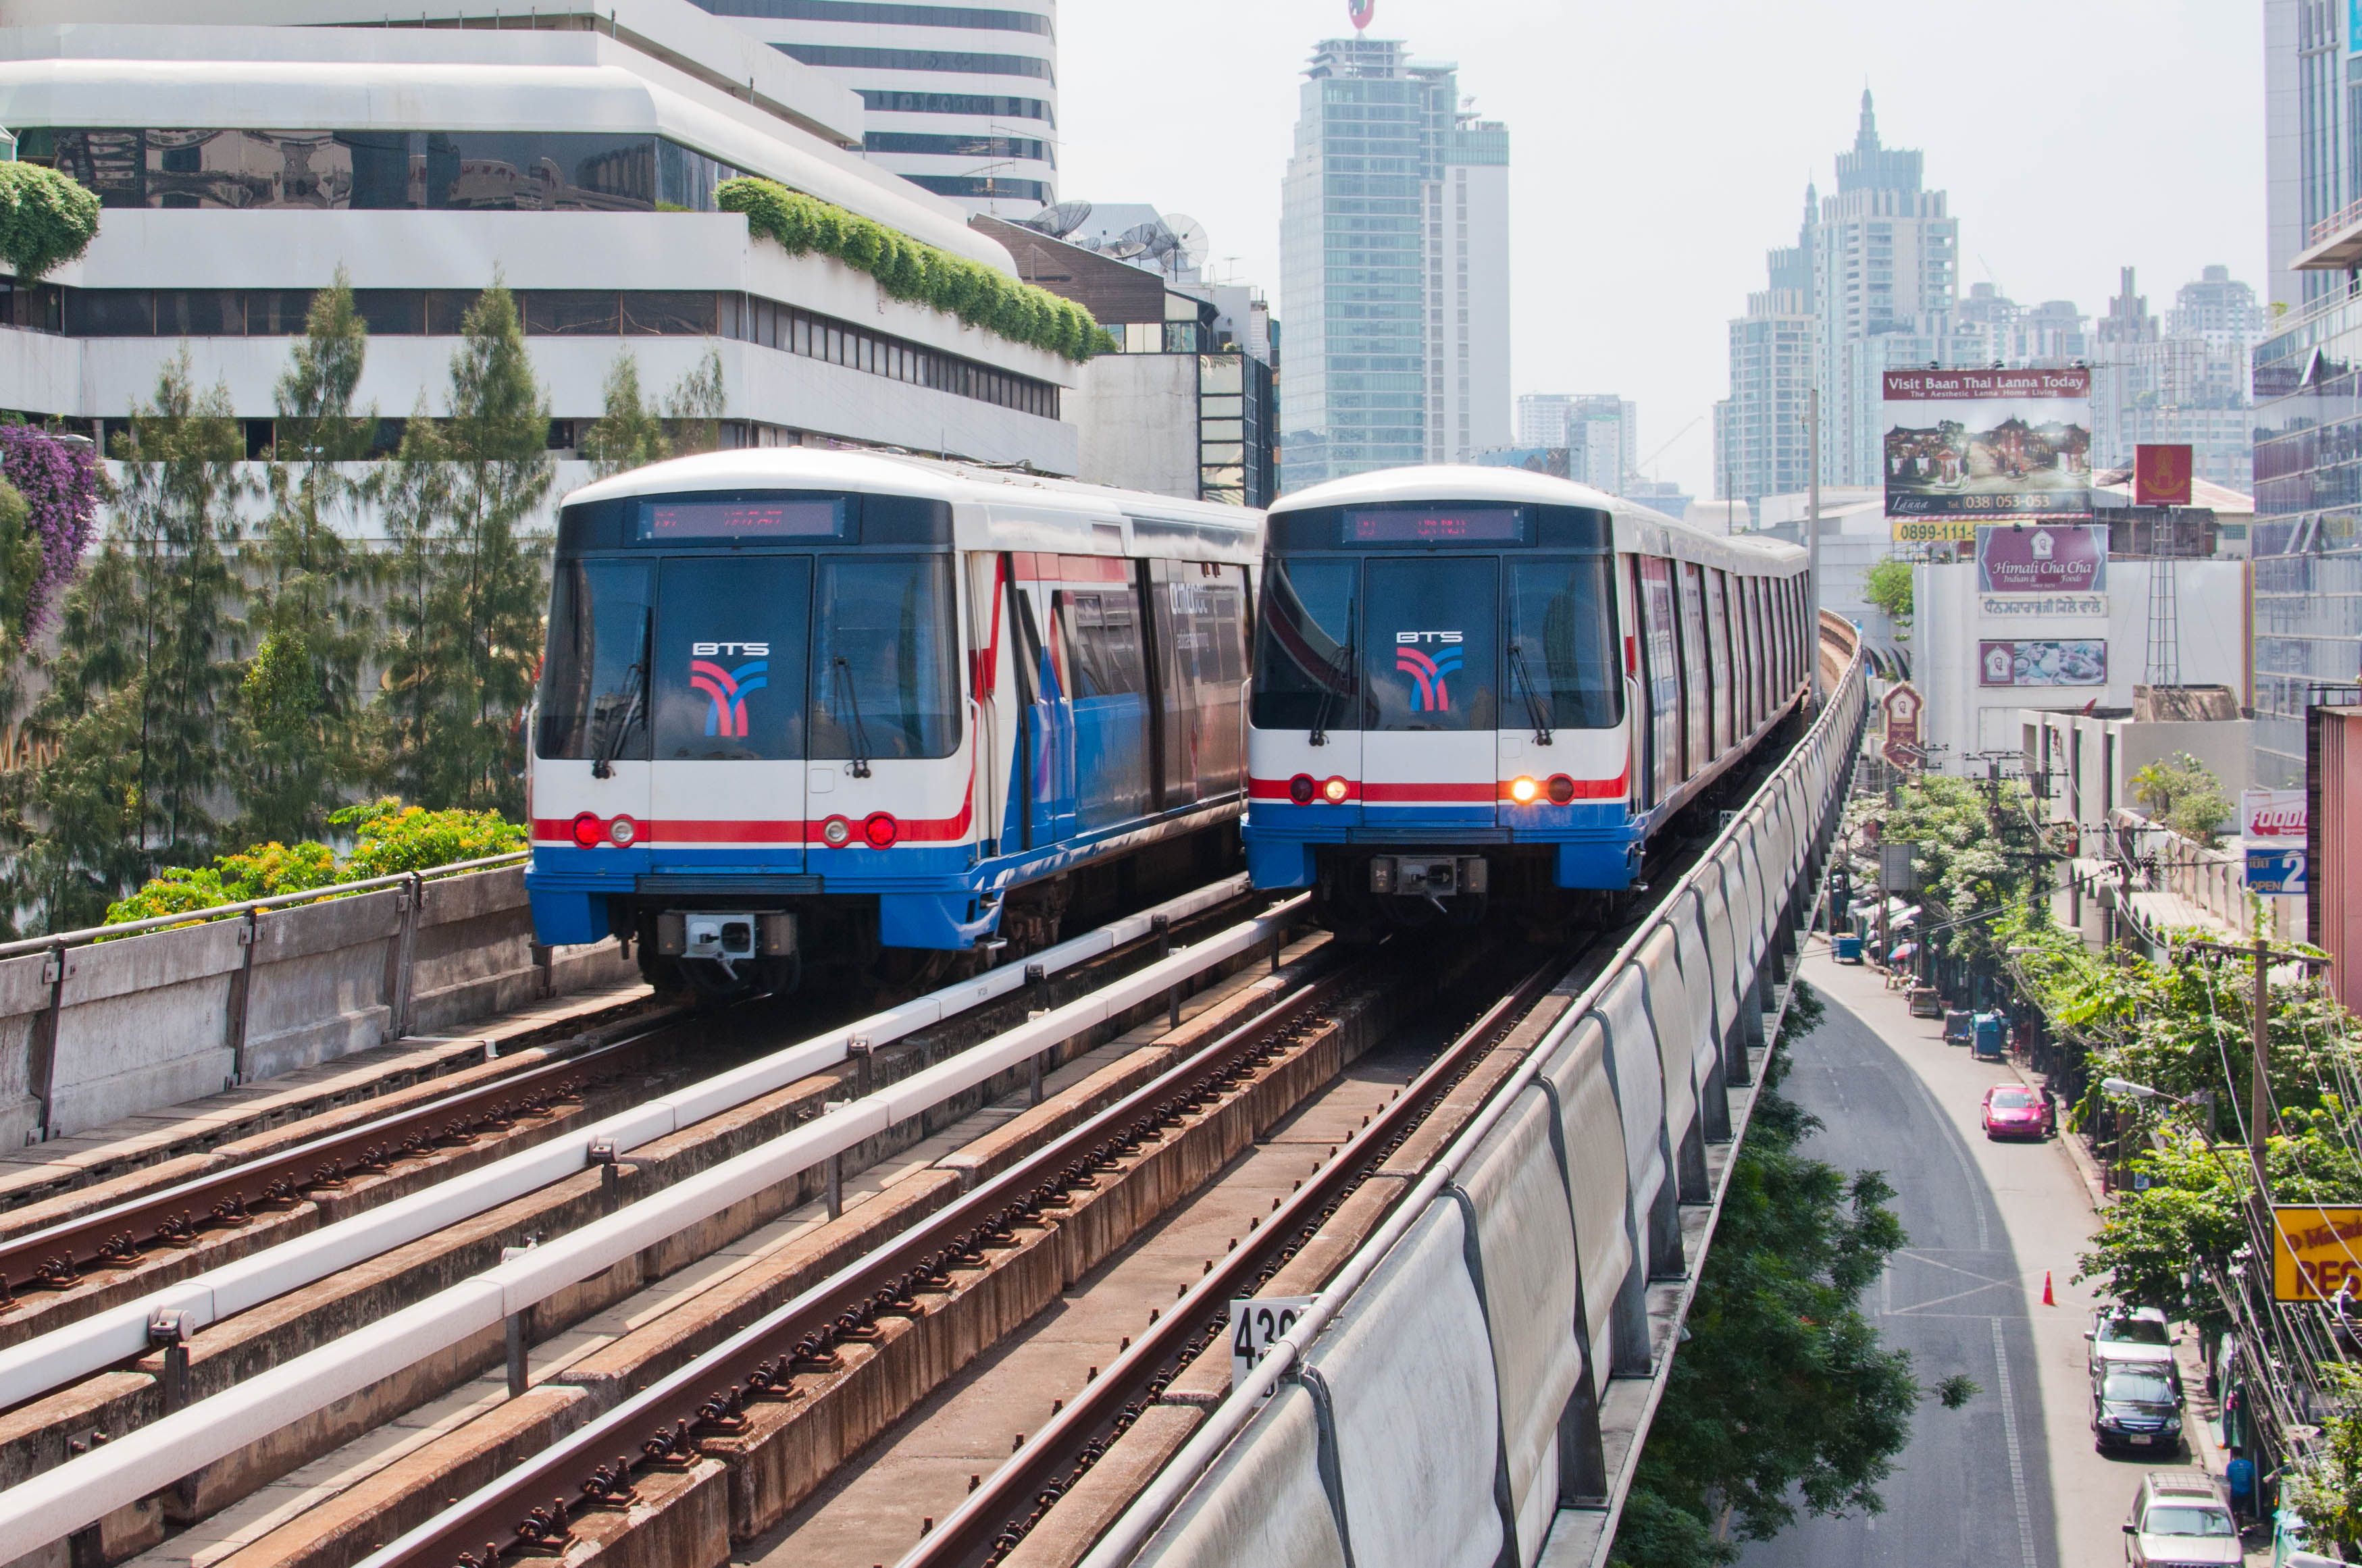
1243,466,1812,928
525,449,1259,995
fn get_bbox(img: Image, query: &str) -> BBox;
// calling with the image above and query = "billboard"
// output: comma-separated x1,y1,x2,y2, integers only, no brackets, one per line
2243,787,2307,839
1977,639,2106,687
1880,682,1923,772
1882,368,2093,520
1976,523,2107,594
2134,443,2194,506
2274,1205,2362,1301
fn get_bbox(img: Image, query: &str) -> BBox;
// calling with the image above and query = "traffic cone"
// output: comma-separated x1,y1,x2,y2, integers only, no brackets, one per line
2042,1271,2056,1307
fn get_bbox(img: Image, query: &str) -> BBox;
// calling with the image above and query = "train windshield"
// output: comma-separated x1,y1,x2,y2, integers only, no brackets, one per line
1251,558,1360,733
1504,556,1622,729
1363,558,1496,732
536,553,955,763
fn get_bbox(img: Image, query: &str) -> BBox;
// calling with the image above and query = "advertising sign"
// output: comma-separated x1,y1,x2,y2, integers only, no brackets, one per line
1880,682,1923,771
1977,639,2107,687
1980,594,2107,619
1976,523,2107,595
2243,787,2307,839
2248,847,2309,896
1891,518,1979,544
1882,368,2093,520
2134,443,2194,506
2274,1205,2362,1301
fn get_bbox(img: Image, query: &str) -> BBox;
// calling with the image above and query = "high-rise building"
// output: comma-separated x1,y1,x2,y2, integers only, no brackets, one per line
2090,265,2259,490
1813,90,1959,487
686,0,1056,219
1279,36,1509,492
1516,394,1633,492
1714,185,1817,508
2262,0,2359,310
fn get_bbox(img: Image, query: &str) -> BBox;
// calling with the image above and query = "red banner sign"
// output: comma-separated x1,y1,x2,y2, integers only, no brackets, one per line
2134,443,2194,506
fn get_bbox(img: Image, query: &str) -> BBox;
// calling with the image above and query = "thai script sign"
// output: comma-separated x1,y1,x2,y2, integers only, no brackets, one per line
1882,367,2093,520
2242,787,2307,839
1976,523,2108,595
1980,594,2107,618
2274,1205,2362,1301
1978,639,2107,687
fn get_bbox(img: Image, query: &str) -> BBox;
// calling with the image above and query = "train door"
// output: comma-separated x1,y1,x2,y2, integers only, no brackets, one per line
1634,556,1683,807
1056,558,1154,833
645,554,811,872
1010,555,1077,847
1360,556,1499,820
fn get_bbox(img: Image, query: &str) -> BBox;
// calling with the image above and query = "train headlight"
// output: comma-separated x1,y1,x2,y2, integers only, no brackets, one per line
1289,774,1316,805
821,816,852,847
1320,777,1349,804
570,812,602,849
1547,774,1576,806
609,817,638,846
1509,777,1539,804
862,812,900,849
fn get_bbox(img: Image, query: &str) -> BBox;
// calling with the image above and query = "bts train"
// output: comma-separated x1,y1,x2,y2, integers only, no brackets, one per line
524,449,1259,997
1243,466,1812,930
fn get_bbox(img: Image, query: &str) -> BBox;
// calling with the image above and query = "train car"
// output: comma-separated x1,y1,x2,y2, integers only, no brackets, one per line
1244,465,1810,929
525,448,1260,996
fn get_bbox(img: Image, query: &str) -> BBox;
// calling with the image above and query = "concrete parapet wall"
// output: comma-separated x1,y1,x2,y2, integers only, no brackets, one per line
0,862,635,1149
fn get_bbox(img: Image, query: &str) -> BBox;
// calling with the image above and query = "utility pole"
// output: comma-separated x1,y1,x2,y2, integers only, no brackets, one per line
2182,936,2333,1213
1805,386,1823,706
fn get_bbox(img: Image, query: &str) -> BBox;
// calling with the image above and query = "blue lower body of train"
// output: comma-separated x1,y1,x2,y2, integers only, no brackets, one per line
1243,800,1649,895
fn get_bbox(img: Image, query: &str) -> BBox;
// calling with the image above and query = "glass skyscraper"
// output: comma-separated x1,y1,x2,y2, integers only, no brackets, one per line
1279,36,1509,492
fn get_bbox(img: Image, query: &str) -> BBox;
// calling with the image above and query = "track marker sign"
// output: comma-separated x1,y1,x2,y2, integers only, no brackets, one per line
1230,1295,1315,1385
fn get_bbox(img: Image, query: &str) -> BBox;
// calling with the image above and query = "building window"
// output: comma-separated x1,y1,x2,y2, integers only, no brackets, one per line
863,132,1052,163
772,43,1053,82
901,174,1052,205
854,90,1053,124
689,0,1050,31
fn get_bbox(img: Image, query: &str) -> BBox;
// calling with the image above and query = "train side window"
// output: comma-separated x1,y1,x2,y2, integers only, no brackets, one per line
1674,562,1711,777
1251,557,1360,733
1703,568,1734,756
1060,585,1149,700
651,555,812,761
536,557,654,761
1363,556,1497,733
1635,556,1682,802
1149,562,1248,804
1504,555,1621,729
811,555,960,760
1730,575,1754,735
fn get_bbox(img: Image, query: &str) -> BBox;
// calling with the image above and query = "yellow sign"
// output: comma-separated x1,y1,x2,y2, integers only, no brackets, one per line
2271,1205,2362,1301
1891,519,1978,543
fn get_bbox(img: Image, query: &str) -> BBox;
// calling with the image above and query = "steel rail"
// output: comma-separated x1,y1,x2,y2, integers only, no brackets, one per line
355,946,1364,1568
0,1010,682,1304
0,875,1261,1418
901,946,1581,1568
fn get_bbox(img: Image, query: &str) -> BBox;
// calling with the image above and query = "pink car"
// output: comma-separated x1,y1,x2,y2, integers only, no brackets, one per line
1982,1084,2055,1141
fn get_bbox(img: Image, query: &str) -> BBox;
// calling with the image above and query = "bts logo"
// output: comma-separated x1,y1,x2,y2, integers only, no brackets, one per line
1395,629,1464,713
693,641,770,657
690,652,769,737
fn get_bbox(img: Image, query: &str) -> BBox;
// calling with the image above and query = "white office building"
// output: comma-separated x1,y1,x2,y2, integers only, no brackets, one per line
1715,186,1817,509
1431,113,1510,464
683,0,1056,219
1516,393,1633,492
0,0,1080,504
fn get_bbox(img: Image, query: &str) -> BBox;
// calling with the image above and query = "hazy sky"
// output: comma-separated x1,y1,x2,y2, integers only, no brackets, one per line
1056,0,2267,500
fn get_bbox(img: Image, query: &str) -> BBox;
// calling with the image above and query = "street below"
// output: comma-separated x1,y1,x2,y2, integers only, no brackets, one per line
1740,942,2138,1568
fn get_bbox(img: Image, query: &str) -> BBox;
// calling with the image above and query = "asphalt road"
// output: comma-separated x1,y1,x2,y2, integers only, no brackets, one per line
1737,945,2136,1568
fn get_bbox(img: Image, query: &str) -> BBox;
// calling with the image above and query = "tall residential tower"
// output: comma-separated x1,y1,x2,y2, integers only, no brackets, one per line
1714,184,1817,509
1279,36,1510,492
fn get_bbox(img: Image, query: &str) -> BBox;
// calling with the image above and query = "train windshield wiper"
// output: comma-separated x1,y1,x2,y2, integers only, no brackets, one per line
1310,604,1355,748
590,607,651,779
833,656,875,778
1510,641,1554,746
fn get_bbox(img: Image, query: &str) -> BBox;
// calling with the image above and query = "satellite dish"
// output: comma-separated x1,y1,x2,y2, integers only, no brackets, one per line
1162,213,1210,271
1016,199,1093,240
1114,221,1170,263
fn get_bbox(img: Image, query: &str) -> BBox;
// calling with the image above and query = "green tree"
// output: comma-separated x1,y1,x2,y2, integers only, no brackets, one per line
1862,555,1914,637
378,283,550,814
578,350,669,477
663,346,726,458
2130,750,2233,845
7,358,245,926
240,271,378,843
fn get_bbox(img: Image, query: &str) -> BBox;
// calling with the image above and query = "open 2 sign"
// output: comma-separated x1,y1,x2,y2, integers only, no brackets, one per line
1229,1295,1316,1385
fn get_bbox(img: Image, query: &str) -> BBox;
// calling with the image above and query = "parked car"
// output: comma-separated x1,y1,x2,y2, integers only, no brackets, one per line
2088,1306,2176,1378
2093,1363,2184,1454
1981,1083,2055,1140
2123,1470,2240,1565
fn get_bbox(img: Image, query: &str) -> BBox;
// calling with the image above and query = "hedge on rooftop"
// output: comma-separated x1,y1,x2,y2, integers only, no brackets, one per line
0,163,100,283
717,177,1110,362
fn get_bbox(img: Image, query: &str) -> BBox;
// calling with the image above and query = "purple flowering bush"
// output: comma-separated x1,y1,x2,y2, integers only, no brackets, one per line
0,425,101,644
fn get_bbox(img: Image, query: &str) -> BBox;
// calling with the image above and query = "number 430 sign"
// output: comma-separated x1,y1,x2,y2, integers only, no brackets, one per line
1230,1295,1316,1384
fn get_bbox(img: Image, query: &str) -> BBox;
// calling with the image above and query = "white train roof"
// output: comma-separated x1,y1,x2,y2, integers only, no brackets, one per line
563,448,1264,565
1270,464,1805,573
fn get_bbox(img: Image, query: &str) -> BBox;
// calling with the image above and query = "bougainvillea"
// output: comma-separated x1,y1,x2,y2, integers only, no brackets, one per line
0,424,102,643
